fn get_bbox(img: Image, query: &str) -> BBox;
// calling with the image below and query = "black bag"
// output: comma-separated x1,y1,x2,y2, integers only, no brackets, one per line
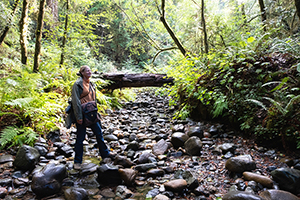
81,101,100,126
65,98,72,114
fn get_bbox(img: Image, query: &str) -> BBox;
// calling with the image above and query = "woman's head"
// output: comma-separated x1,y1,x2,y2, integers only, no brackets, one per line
77,65,92,79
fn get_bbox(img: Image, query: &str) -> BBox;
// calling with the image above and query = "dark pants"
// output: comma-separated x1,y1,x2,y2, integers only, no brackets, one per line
74,121,109,164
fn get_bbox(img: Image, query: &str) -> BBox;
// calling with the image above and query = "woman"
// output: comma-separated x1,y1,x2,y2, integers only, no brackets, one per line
71,65,114,170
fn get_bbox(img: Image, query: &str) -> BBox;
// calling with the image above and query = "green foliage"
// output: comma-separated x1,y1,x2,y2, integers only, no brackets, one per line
165,31,300,149
0,126,38,149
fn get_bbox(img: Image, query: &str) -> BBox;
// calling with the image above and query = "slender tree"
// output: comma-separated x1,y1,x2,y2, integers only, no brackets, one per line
0,0,20,46
20,0,30,65
60,0,69,66
295,0,300,20
159,0,186,56
201,0,208,53
33,0,46,72
258,0,267,31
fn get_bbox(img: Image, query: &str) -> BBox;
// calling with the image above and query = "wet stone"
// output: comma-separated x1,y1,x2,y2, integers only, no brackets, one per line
184,136,202,156
243,171,273,188
174,170,199,190
147,188,160,198
13,145,40,171
56,144,73,158
0,187,7,198
223,191,264,200
104,134,119,142
0,155,14,164
153,194,170,200
259,189,300,200
164,179,187,192
80,163,98,176
187,126,204,138
100,188,115,198
114,155,134,168
147,168,165,178
119,168,137,186
0,178,12,187
152,139,169,156
225,154,256,173
270,167,300,195
171,132,189,149
31,163,67,198
64,187,88,200
97,164,122,185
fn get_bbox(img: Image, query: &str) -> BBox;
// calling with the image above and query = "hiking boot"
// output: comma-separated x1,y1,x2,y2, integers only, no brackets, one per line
74,163,81,170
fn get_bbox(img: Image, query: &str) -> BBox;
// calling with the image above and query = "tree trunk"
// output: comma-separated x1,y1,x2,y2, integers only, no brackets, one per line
258,0,267,31
96,73,174,90
160,0,186,56
295,0,300,20
46,0,58,22
60,0,69,66
33,0,46,73
0,0,20,46
201,0,208,54
20,0,29,65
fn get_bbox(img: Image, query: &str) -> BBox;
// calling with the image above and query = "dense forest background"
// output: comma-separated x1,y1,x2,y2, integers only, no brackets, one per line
0,0,300,153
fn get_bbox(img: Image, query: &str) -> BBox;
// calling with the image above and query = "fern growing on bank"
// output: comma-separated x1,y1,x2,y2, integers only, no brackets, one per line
0,126,38,149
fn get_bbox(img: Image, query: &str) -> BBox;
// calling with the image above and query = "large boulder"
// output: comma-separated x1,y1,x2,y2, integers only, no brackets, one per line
225,155,256,173
171,132,189,149
187,126,204,138
259,189,300,200
97,164,122,185
184,136,202,156
31,163,67,198
13,145,40,171
152,139,169,156
223,191,264,200
270,167,300,195
119,168,137,186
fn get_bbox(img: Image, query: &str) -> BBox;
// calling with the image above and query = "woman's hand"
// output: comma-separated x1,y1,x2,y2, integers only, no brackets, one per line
77,119,83,124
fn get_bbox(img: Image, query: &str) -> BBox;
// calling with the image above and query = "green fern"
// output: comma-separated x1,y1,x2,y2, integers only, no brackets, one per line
263,97,286,115
0,126,38,149
4,97,34,109
212,95,228,118
245,99,267,110
0,126,19,149
285,95,300,112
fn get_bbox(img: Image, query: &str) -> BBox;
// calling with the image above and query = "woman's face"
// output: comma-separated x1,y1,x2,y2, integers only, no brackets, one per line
82,67,92,79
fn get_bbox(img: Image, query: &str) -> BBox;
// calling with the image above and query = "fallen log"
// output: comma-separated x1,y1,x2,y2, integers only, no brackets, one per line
94,73,174,90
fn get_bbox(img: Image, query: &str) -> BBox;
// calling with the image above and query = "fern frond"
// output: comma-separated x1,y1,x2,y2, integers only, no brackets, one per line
245,99,267,110
285,95,300,112
261,81,283,88
262,97,287,115
0,126,19,149
213,96,228,118
24,128,38,146
4,97,34,109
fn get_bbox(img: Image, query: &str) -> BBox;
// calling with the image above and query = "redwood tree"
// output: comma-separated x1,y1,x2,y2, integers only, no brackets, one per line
258,0,267,31
20,0,29,65
201,0,208,53
295,0,300,20
33,0,46,72
60,0,69,66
